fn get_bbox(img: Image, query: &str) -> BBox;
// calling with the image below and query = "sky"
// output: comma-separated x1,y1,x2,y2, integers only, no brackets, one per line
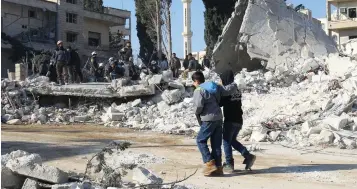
103,0,327,59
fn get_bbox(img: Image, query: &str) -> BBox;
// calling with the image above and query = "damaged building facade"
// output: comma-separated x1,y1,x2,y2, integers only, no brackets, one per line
326,0,357,46
1,0,131,75
212,0,338,74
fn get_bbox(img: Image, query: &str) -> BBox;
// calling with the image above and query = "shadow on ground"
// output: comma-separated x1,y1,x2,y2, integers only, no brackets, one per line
224,164,357,177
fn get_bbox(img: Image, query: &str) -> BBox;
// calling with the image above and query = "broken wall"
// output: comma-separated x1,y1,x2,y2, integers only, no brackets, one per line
212,0,338,74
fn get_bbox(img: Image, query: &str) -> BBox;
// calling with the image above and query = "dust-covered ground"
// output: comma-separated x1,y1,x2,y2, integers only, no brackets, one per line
2,124,357,189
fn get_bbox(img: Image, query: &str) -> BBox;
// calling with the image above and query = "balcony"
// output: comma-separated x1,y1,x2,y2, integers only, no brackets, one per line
83,9,127,26
328,20,357,30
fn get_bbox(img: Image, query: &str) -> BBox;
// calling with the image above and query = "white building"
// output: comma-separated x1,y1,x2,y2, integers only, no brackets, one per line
326,0,357,46
182,0,192,58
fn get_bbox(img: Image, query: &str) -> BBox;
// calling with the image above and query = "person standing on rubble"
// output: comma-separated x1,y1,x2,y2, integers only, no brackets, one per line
124,42,133,62
66,46,82,83
202,55,211,70
187,53,201,71
191,71,238,176
183,55,189,70
54,40,70,85
170,53,181,78
90,51,99,81
219,70,256,173
160,54,169,71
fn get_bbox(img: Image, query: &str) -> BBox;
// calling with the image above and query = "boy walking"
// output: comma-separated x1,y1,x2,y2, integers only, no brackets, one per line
192,71,237,176
219,70,256,173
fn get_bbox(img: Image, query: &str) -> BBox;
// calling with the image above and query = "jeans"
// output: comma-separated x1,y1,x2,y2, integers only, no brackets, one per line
223,122,248,163
196,120,223,167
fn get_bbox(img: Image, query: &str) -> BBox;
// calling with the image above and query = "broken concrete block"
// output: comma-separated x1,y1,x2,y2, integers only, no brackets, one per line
22,178,40,189
161,89,183,105
131,99,142,107
8,163,68,184
7,119,22,125
148,75,163,85
250,129,267,142
74,116,89,122
132,167,163,187
2,114,14,122
1,165,25,189
6,153,43,168
306,127,322,136
168,81,184,89
301,121,313,134
162,70,173,82
323,116,349,130
302,59,319,73
268,131,281,141
109,113,125,121
315,130,335,145
342,138,356,149
157,101,170,114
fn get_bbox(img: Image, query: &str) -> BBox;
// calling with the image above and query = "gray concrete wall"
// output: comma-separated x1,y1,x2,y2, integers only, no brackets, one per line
212,0,338,74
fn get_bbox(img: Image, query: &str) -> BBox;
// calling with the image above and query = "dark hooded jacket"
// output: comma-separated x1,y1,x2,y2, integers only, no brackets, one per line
219,70,243,124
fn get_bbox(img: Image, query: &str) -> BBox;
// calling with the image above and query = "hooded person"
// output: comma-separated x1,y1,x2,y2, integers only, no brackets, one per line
191,71,238,177
219,70,256,173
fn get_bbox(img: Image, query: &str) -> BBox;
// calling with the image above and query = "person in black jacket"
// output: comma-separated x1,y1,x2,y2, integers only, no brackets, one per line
219,70,256,173
183,55,189,70
54,40,70,85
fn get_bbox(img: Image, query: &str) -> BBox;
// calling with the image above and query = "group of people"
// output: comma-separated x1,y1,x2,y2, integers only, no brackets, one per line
192,70,256,176
47,40,135,85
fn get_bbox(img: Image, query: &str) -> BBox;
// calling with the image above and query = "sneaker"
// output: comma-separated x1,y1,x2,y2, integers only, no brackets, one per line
243,154,256,171
203,160,218,176
223,162,234,173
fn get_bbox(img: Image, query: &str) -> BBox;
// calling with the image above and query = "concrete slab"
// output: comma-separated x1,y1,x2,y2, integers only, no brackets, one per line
27,82,156,98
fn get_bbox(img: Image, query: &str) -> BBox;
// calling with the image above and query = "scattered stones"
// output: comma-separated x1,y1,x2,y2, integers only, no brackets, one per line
1,165,26,189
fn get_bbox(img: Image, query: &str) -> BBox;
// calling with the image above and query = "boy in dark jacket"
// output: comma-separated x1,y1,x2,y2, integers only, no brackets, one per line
192,71,237,176
219,70,256,173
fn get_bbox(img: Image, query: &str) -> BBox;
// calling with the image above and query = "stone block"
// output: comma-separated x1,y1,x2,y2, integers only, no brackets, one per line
132,167,163,188
268,131,281,141
131,99,142,107
250,128,267,142
323,116,349,130
306,127,322,136
8,163,68,184
7,119,22,125
109,113,125,121
161,89,183,105
301,121,313,134
315,130,335,145
74,116,89,122
22,178,40,189
148,75,163,85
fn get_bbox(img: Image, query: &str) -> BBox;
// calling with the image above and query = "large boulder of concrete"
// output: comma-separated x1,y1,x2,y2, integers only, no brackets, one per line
212,0,337,74
1,165,26,189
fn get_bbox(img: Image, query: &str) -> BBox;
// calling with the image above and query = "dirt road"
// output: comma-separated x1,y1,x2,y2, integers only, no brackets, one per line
2,125,357,189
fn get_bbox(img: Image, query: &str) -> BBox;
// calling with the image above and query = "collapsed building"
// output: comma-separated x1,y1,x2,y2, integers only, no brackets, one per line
212,0,338,73
1,0,357,150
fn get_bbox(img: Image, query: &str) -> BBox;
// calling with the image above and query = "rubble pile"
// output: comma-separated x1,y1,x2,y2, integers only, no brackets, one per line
239,53,357,149
1,77,104,125
1,150,194,189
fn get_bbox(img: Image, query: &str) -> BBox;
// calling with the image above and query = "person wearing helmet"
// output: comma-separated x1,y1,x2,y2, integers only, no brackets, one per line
124,42,132,62
90,51,98,81
96,62,106,82
106,60,124,80
54,40,70,85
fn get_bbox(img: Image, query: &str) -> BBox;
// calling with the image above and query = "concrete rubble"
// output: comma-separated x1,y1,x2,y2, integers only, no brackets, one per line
1,150,69,188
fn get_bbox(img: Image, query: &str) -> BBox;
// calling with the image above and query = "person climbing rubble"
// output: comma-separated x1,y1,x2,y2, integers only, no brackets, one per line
191,71,238,176
89,51,99,82
170,53,181,78
54,40,70,85
219,70,256,173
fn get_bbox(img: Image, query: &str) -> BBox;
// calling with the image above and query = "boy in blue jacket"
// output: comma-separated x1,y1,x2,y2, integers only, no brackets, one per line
192,71,237,176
